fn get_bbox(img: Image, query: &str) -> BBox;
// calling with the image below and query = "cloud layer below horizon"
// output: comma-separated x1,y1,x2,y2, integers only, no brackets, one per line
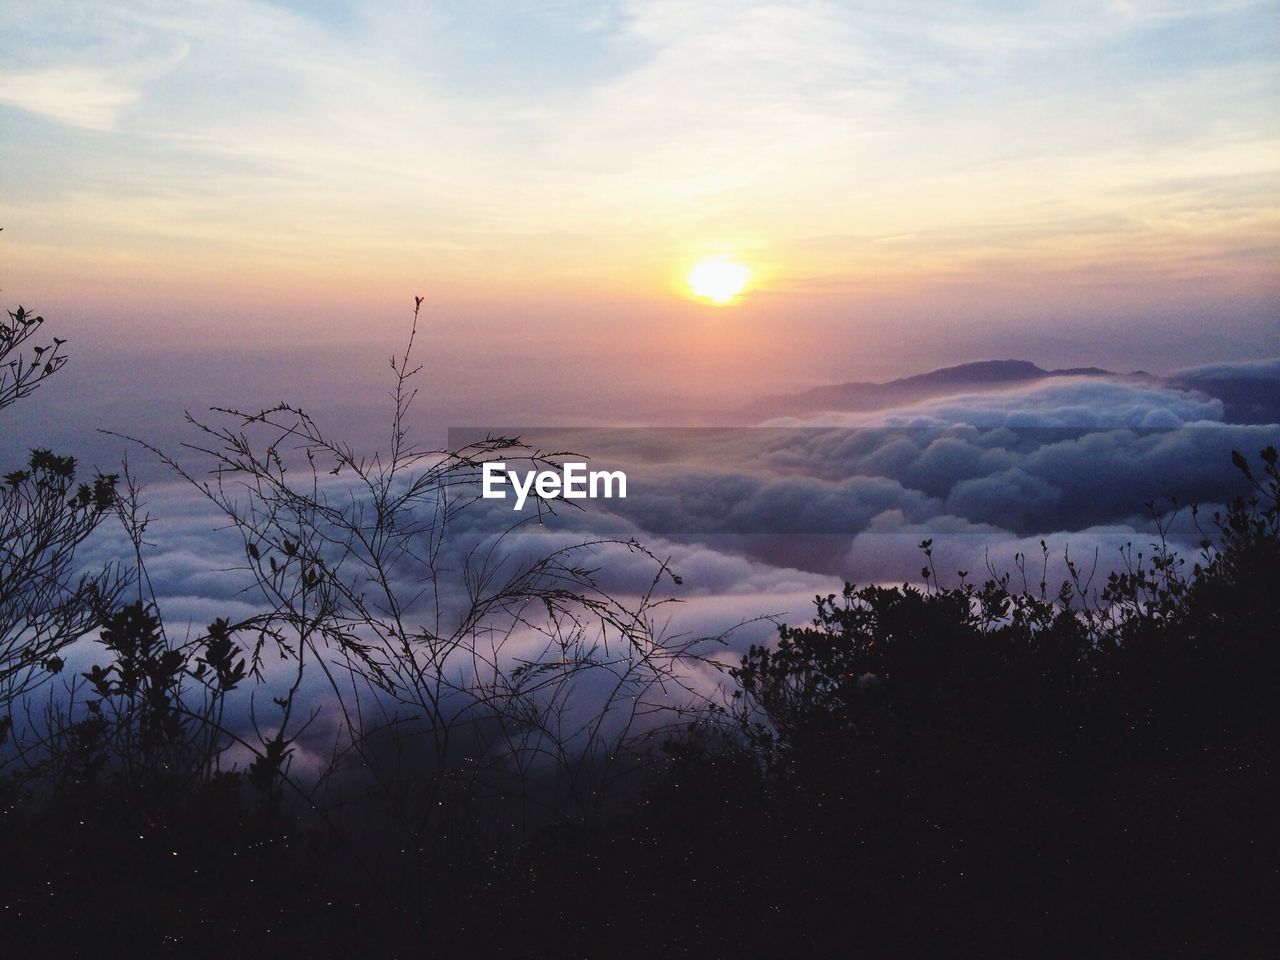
62,374,1278,669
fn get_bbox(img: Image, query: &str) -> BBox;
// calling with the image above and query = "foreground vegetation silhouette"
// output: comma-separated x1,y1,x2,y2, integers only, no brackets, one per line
2,298,1277,958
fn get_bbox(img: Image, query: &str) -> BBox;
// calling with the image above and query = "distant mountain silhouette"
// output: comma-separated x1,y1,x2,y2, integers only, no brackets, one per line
746,359,1121,419
747,358,1280,424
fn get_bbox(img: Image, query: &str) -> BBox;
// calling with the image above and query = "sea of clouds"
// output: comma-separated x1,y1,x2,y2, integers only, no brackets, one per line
61,371,1274,657
26,367,1274,772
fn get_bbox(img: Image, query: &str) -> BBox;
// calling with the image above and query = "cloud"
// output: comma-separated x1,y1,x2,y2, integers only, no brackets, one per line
0,66,144,130
505,377,1271,530
769,377,1226,429
91,379,1277,631
1173,357,1280,382
442,381,1280,587
0,7,187,132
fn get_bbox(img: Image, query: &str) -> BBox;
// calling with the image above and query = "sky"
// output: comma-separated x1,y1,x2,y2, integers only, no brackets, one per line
1,0,1277,423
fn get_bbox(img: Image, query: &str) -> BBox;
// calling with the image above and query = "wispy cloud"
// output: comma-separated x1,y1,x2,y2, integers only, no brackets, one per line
0,65,144,130
0,1,187,131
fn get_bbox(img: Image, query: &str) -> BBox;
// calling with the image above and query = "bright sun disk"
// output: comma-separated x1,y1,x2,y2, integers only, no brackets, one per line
687,256,750,304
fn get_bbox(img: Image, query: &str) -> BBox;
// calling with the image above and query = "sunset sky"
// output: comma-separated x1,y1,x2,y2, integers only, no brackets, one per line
2,0,1278,435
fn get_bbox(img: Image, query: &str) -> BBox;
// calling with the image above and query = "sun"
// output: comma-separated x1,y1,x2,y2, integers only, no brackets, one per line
686,256,751,305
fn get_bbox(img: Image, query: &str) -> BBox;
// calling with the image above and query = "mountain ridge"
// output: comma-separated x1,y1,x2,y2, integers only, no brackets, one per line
745,358,1278,424
746,359,1128,419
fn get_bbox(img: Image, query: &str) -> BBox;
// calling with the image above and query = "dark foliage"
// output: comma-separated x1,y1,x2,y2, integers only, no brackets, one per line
1,303,68,411
2,299,127,721
1,450,122,706
731,449,1280,762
